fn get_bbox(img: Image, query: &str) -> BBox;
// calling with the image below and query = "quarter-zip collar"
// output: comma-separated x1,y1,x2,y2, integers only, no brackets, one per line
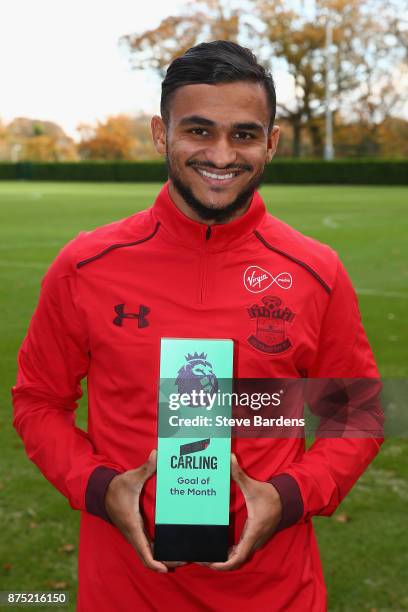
152,181,266,251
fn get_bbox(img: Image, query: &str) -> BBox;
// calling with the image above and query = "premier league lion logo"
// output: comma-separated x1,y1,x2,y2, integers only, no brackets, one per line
175,352,218,406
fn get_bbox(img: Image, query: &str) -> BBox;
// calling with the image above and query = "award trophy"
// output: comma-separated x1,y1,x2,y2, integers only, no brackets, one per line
154,338,233,562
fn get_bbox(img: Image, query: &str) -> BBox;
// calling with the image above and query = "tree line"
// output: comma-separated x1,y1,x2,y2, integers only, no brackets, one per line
1,110,407,162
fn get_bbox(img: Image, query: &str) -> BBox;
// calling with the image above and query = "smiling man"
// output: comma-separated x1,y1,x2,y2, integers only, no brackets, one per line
12,41,382,611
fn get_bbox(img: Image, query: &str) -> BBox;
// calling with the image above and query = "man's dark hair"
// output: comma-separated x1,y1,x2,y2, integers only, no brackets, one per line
161,40,276,130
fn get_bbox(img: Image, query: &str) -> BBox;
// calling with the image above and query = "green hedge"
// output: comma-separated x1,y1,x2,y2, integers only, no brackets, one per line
0,159,407,184
263,159,408,185
0,161,168,182
0,163,19,180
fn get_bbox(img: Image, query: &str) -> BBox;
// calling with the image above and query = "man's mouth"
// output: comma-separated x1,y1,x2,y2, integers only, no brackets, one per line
191,166,245,185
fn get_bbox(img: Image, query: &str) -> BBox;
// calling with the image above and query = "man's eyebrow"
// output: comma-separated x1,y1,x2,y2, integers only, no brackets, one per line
179,115,216,127
232,122,264,132
178,116,264,132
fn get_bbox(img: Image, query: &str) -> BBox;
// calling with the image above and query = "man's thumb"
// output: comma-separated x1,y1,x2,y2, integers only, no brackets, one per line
138,449,158,481
230,453,250,491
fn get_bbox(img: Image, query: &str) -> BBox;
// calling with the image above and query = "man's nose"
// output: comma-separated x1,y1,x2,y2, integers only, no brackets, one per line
205,136,237,168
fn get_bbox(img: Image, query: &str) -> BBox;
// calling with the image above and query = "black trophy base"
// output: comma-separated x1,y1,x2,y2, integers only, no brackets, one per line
154,524,229,562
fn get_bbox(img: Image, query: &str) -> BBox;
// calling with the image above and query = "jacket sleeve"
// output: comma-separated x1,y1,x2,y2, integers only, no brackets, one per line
11,238,123,520
270,257,384,530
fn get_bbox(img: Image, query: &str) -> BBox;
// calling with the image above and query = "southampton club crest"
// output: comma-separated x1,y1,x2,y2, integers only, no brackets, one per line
175,352,218,407
247,295,296,354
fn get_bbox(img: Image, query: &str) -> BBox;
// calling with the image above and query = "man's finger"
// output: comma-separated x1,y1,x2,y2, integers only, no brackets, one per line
127,450,158,489
127,521,168,573
230,453,248,486
140,449,158,480
230,453,256,499
207,545,250,572
163,561,187,568
147,538,187,569
207,522,258,571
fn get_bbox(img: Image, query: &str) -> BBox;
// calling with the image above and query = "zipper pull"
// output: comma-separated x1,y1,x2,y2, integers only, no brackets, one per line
206,226,212,240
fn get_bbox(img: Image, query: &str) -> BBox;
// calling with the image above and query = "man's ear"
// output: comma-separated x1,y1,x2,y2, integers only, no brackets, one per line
151,115,167,156
266,125,280,163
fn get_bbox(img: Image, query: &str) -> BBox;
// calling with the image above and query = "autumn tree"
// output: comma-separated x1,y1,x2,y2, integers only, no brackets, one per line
332,0,407,156
1,118,77,161
250,0,344,156
121,0,240,78
0,119,7,160
252,0,407,156
378,117,408,158
77,114,159,160
334,116,408,158
78,115,136,160
381,0,408,59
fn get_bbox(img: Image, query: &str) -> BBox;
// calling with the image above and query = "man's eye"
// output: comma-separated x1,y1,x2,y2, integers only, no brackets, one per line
234,132,254,140
190,128,208,136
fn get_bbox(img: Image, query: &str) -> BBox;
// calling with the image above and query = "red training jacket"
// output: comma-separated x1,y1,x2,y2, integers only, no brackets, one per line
12,183,383,611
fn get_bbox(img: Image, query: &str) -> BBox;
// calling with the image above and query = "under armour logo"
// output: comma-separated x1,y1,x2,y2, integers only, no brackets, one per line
113,304,150,328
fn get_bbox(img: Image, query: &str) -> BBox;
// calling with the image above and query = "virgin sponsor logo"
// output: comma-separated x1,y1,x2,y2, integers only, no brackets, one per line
243,265,293,293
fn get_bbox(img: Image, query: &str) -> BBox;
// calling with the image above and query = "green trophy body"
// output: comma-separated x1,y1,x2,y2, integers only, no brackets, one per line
154,338,233,562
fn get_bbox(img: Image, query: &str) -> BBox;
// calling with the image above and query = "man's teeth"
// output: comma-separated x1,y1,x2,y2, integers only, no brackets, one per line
197,169,236,180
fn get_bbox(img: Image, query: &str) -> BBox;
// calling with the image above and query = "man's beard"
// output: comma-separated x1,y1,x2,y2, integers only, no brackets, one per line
166,154,265,223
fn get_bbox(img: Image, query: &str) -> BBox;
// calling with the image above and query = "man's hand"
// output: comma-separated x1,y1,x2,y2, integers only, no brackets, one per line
105,450,183,573
207,453,283,572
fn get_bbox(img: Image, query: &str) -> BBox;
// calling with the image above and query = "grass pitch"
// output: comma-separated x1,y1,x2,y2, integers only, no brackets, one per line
0,182,407,611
